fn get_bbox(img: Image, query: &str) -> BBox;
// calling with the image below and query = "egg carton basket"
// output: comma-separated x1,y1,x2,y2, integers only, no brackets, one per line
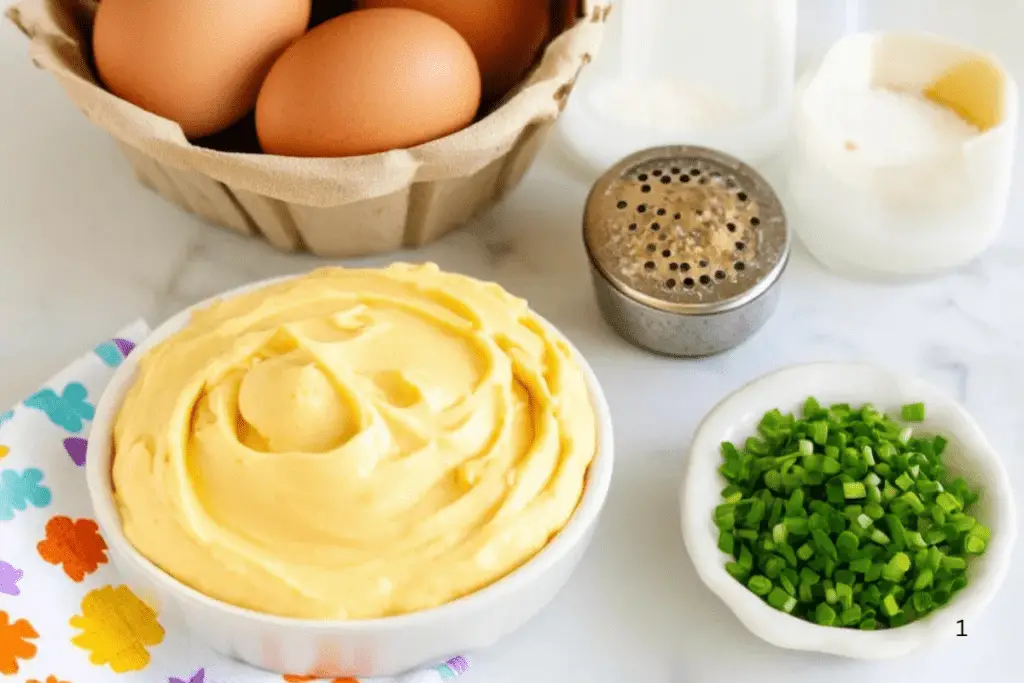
6,0,609,257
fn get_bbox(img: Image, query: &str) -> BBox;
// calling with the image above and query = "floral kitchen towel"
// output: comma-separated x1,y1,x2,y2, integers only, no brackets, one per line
0,321,470,683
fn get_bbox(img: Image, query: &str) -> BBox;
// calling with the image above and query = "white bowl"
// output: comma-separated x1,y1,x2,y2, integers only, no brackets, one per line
85,274,614,677
680,362,1016,660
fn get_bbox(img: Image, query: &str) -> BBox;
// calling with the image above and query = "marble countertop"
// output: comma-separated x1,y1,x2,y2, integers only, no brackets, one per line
2,2,1021,682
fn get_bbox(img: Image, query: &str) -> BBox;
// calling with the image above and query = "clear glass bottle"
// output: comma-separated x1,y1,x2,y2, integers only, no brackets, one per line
558,0,798,174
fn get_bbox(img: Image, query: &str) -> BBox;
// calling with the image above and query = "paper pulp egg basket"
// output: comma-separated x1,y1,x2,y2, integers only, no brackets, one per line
7,0,609,257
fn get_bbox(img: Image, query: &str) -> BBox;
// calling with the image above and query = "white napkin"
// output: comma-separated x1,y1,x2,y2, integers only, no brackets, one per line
0,321,471,683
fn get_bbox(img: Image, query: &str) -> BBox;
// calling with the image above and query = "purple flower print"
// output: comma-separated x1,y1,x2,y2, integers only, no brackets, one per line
0,560,23,596
169,668,207,683
113,338,136,357
63,437,88,467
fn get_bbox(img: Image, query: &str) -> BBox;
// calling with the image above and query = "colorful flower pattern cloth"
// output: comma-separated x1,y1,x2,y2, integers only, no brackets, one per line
0,321,471,683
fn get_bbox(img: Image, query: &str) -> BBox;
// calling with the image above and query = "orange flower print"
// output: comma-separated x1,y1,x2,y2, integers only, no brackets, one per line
28,676,73,683
70,585,165,672
0,611,38,675
283,676,358,682
37,515,108,582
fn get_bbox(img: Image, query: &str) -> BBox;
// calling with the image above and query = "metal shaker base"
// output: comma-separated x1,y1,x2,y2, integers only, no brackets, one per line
590,266,781,358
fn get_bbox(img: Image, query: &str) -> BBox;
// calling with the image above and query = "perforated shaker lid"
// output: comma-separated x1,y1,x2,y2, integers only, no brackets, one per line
583,146,789,315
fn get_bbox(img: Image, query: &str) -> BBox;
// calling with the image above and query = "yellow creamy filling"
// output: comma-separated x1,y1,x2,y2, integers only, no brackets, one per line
112,263,597,619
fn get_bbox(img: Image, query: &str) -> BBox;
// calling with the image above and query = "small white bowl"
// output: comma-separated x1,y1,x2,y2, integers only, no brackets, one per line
680,362,1016,660
85,274,614,677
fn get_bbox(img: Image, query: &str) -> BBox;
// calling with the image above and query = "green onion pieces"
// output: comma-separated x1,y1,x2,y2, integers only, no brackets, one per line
714,399,988,630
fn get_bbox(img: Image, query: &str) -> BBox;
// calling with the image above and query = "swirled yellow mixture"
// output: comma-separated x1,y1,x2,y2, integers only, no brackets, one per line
112,264,597,620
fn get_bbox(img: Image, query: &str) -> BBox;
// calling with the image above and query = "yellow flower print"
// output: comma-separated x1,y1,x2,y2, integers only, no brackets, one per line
69,585,165,672
0,445,9,460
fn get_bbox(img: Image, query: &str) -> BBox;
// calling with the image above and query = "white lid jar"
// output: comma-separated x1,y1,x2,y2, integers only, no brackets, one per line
786,32,1018,279
558,0,798,173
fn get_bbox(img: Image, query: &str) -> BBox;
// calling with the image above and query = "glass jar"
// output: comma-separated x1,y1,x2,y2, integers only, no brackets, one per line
558,0,798,174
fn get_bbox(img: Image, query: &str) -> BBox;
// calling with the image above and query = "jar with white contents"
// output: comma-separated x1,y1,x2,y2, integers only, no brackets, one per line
558,0,798,173
786,32,1018,279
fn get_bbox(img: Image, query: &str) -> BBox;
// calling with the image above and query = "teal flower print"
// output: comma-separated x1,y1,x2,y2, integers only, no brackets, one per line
0,468,52,521
24,382,94,433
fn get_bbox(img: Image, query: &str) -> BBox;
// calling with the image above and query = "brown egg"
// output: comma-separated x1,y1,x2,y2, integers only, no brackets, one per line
255,8,481,157
93,0,311,138
358,0,551,102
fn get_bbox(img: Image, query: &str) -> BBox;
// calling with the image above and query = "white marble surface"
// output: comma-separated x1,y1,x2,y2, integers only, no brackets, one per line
2,1,1022,682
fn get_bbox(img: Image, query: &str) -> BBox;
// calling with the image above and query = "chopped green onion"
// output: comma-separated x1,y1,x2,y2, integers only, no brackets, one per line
849,557,872,573
738,545,754,571
768,499,784,527
777,541,798,568
746,499,766,526
843,481,867,499
882,594,901,617
912,592,933,612
815,602,837,625
718,531,735,555
810,420,829,445
864,503,885,520
812,529,838,560
840,604,862,626
901,403,926,422
870,529,890,545
936,492,962,514
965,536,987,554
882,484,899,502
836,531,860,553
747,575,772,596
824,579,838,605
836,583,854,610
764,556,785,578
803,397,823,418
899,492,925,515
800,567,820,586
913,569,934,591
881,552,911,582
904,531,927,549
951,514,976,533
887,515,907,551
715,400,989,631
726,562,748,580
787,489,805,516
767,587,797,613
784,516,809,536
721,484,744,504
779,570,797,596
941,556,967,572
